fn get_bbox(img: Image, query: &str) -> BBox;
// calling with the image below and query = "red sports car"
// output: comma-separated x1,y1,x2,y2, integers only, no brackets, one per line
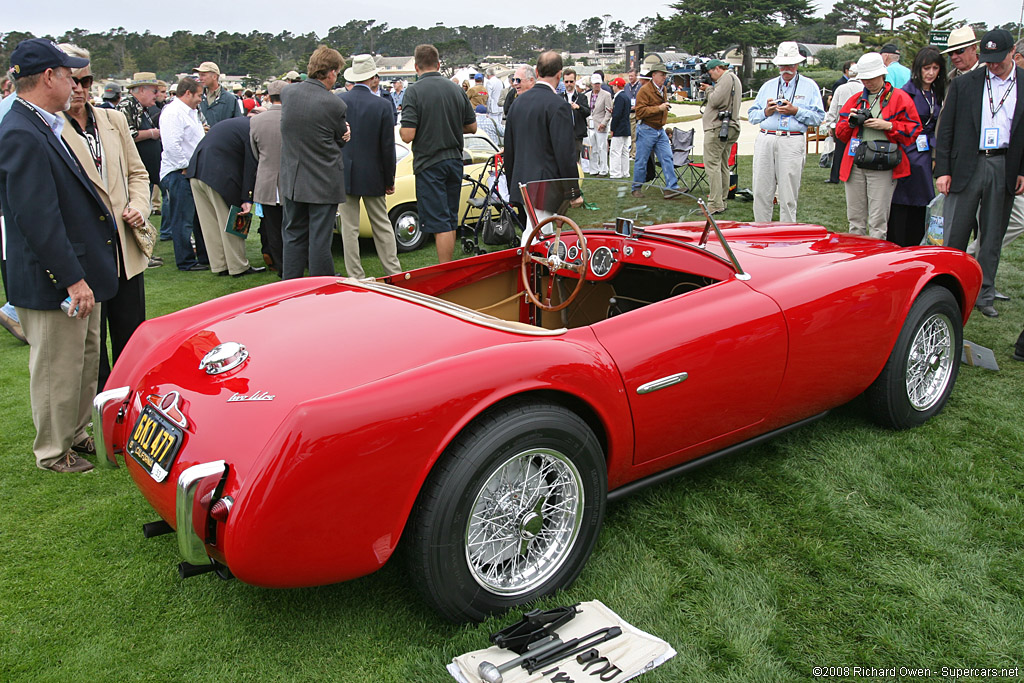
94,179,982,623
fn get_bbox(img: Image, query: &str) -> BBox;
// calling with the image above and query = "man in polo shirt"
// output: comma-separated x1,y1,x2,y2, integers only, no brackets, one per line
935,29,1024,319
399,44,476,263
881,44,910,89
747,41,825,222
193,61,242,128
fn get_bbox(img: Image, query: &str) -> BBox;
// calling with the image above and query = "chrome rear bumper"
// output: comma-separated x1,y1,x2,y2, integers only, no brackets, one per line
92,386,130,467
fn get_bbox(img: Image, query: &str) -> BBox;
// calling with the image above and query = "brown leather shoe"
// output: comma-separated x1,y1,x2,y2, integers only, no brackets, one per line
72,436,96,456
662,189,684,200
0,308,27,344
46,449,94,473
630,190,644,199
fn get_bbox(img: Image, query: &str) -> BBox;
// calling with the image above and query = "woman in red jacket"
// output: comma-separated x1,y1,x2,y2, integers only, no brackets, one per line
835,52,922,240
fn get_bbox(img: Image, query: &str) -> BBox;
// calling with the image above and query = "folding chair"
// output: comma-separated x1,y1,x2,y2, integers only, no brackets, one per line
727,142,738,198
671,128,707,194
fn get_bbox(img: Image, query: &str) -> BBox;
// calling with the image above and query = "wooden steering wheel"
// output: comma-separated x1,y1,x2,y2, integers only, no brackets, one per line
520,215,588,312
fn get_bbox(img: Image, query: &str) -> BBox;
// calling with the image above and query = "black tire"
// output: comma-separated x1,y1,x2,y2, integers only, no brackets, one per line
405,400,606,623
867,286,963,429
389,205,425,252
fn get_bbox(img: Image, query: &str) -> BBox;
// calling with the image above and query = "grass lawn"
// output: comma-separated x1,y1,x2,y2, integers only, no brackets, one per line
1,158,1022,681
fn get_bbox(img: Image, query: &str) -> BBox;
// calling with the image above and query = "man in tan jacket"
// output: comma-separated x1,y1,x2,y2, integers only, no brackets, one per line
631,63,683,199
699,59,742,214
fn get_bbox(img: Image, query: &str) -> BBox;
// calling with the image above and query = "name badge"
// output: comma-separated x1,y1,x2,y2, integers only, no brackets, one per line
848,137,861,156
779,115,790,130
983,128,999,149
916,134,930,152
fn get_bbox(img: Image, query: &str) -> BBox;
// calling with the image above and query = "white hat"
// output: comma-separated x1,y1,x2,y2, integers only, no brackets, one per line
772,41,805,66
344,54,379,83
941,25,979,53
590,74,603,84
855,52,887,80
847,62,859,77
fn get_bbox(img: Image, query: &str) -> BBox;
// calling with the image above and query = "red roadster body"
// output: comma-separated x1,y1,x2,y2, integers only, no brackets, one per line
95,180,981,622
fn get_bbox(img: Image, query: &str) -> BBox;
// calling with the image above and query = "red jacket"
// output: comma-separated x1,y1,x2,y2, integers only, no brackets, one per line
835,82,921,181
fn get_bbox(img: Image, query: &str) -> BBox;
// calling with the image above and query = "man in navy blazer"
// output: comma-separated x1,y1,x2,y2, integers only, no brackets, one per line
0,40,118,472
337,55,402,279
186,117,264,277
503,51,583,232
935,29,1024,318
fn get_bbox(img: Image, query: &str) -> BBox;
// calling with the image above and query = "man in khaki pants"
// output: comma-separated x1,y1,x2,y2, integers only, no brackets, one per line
699,59,742,214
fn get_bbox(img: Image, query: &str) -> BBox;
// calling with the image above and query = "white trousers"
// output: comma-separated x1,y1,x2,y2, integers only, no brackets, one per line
752,133,806,223
609,136,631,178
589,129,609,175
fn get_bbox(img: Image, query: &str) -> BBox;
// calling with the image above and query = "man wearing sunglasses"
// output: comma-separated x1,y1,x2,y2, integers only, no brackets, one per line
942,25,980,81
0,39,118,473
561,68,590,162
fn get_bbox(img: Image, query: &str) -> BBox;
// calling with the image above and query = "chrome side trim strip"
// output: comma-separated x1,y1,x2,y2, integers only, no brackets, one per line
92,386,130,467
176,461,227,565
637,372,688,394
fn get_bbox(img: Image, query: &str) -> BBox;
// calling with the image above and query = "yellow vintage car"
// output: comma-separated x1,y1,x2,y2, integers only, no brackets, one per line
339,133,502,252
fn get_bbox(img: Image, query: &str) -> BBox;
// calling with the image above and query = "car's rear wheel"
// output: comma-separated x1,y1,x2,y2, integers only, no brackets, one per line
868,286,962,429
406,400,606,623
390,205,425,252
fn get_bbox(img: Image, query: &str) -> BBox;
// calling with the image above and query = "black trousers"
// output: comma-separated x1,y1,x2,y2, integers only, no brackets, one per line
830,139,846,183
887,203,927,247
259,204,284,274
98,261,145,391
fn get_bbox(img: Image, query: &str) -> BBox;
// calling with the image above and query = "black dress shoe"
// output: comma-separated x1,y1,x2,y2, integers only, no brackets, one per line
994,290,1010,301
975,304,999,318
212,270,229,277
824,180,840,184
232,266,267,278
1012,352,1024,362
183,263,210,271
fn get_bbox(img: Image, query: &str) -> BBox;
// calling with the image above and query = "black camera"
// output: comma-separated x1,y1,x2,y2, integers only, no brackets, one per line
698,63,714,88
717,110,732,141
848,108,871,128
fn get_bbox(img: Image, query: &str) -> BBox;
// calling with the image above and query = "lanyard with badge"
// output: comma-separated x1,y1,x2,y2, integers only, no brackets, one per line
915,89,935,152
983,72,1016,149
848,85,891,157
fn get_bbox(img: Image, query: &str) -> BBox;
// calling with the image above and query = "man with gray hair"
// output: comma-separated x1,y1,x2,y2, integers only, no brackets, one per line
485,67,503,119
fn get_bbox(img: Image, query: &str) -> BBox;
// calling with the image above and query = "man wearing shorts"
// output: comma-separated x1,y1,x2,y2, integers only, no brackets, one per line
399,44,476,263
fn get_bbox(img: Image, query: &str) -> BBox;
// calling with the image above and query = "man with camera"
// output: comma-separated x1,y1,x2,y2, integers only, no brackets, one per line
699,59,741,214
747,42,825,222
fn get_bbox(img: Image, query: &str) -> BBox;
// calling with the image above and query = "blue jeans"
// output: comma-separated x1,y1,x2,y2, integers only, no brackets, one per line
160,171,207,269
632,123,679,191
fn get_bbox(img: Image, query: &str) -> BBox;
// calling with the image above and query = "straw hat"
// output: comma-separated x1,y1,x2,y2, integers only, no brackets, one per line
344,54,379,83
128,72,160,88
941,26,979,54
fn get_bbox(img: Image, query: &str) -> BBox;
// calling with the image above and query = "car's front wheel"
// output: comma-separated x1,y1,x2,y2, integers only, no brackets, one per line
389,205,425,252
406,400,606,623
868,286,962,429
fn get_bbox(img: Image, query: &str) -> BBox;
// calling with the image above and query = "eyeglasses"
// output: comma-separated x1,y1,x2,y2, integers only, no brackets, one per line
72,76,94,88
511,78,522,84
564,80,575,85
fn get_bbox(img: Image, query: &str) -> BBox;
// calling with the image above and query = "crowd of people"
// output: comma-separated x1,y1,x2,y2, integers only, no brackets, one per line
0,30,1022,473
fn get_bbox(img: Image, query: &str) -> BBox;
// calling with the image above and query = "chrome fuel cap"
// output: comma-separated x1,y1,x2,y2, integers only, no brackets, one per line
199,342,248,375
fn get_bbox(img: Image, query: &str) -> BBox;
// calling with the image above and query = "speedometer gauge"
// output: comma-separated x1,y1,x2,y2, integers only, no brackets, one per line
590,246,615,277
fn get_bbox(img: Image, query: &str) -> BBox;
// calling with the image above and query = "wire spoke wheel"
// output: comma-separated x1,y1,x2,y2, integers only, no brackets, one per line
905,312,954,411
465,448,584,595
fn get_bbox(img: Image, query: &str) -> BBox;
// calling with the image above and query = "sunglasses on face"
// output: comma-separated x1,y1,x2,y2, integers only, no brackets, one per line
511,78,522,84
564,80,575,85
72,75,93,88
952,48,968,55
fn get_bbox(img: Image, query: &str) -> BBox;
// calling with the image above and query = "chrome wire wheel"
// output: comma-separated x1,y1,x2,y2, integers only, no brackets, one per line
464,448,584,596
905,311,954,411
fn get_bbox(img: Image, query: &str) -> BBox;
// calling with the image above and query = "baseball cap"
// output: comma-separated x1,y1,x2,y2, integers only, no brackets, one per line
474,72,484,81
475,104,487,113
978,29,1014,63
590,74,603,84
879,43,900,55
8,38,89,79
192,61,221,75
609,77,625,88
102,82,122,99
705,59,728,69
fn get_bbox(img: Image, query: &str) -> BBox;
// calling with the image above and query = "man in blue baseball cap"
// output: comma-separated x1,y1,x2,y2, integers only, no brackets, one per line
0,39,118,472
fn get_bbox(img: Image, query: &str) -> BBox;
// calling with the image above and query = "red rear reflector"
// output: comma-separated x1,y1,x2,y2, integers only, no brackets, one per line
210,498,231,523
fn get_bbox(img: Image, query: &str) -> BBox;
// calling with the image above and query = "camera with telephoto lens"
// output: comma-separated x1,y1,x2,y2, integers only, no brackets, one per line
847,108,871,128
717,110,732,141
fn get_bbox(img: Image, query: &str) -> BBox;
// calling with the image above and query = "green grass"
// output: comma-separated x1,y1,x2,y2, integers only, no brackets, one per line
1,160,1022,681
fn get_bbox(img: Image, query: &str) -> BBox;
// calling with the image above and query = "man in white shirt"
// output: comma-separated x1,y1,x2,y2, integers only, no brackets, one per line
485,67,503,123
159,77,208,270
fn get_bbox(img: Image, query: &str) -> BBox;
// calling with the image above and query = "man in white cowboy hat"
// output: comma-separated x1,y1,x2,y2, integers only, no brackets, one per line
118,72,163,251
942,25,981,81
748,41,825,223
337,54,402,280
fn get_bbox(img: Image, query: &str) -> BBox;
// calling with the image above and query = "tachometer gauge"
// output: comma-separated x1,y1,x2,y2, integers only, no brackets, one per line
547,240,568,261
590,246,615,277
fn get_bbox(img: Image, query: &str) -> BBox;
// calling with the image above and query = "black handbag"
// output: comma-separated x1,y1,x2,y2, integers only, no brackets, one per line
480,210,517,246
854,139,902,171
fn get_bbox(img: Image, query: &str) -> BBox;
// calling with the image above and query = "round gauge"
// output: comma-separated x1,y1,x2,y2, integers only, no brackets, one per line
547,240,568,261
567,245,579,261
590,246,615,277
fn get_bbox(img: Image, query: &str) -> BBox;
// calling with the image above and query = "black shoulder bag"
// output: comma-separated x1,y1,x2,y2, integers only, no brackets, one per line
853,87,902,171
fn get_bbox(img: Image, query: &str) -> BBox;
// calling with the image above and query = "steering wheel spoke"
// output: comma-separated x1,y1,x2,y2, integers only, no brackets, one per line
520,215,588,313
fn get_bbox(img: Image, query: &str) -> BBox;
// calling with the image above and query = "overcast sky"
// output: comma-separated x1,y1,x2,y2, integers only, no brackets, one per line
4,2,1017,44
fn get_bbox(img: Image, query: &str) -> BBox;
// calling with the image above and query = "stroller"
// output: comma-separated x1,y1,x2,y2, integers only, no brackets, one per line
458,153,523,255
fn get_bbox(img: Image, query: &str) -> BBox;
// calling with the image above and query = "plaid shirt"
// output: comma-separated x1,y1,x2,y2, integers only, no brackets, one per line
116,94,156,139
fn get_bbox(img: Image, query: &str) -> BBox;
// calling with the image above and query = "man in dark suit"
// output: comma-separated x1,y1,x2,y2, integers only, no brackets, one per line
560,68,590,162
249,79,286,274
0,39,118,473
279,46,349,278
186,117,265,278
935,29,1024,318
503,50,583,234
338,55,402,280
